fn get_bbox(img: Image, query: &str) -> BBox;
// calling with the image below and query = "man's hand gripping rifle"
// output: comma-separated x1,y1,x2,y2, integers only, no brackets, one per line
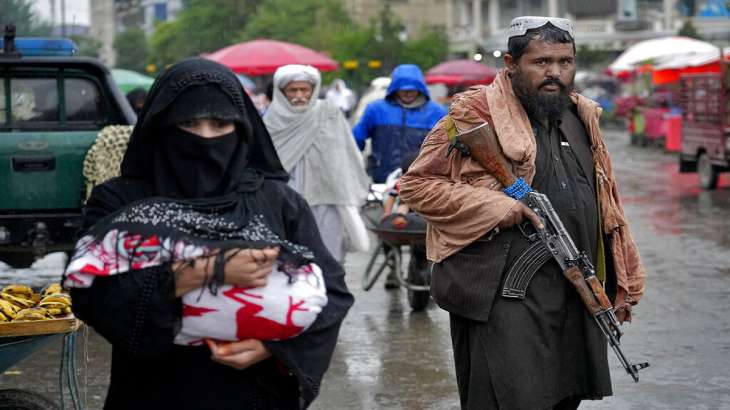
449,121,649,382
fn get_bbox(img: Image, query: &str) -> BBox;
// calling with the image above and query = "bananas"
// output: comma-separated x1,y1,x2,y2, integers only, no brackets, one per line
14,307,53,321
0,292,35,309
0,283,72,322
0,299,21,319
2,284,33,298
39,293,71,306
41,283,63,298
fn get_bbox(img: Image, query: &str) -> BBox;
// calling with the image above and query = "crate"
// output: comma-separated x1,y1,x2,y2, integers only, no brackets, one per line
680,72,728,126
0,315,80,338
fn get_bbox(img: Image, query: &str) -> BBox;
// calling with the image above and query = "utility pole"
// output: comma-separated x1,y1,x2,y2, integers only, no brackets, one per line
60,0,66,37
49,0,57,26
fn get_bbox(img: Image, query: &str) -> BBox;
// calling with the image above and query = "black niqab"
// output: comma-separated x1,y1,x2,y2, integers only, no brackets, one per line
120,58,288,198
94,58,309,262
154,128,243,198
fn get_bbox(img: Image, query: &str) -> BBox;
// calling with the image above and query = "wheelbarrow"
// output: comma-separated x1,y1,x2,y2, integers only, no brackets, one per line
360,191,431,311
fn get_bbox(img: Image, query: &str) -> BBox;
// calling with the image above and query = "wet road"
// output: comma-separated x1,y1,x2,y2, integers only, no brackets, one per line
2,129,730,409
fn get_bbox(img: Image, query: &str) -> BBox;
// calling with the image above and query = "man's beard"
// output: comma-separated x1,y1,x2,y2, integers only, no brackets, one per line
511,70,573,123
289,99,310,112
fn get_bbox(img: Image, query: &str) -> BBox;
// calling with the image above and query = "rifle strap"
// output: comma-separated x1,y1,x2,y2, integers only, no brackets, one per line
595,172,607,282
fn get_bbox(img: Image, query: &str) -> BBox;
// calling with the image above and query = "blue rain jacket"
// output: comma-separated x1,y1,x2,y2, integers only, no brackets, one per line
353,64,446,183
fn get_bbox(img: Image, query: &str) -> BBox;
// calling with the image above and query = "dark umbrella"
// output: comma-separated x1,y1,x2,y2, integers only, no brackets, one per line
425,59,498,86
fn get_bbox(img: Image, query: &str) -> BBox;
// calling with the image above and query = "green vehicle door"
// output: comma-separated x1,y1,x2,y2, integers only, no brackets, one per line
0,68,116,211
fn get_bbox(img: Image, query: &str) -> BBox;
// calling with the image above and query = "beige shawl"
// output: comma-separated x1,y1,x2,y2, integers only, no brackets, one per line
400,70,645,304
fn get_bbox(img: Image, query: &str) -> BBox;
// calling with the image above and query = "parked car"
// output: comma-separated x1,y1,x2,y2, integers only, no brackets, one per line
0,26,135,268
678,62,730,190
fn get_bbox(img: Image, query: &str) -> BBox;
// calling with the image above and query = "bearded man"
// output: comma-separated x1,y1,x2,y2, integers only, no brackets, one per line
264,65,370,264
400,17,645,410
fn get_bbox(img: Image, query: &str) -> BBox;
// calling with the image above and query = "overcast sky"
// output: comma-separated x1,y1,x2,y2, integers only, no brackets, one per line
32,0,90,26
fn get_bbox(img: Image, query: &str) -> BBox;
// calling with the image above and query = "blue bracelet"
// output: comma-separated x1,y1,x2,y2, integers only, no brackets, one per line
502,177,532,200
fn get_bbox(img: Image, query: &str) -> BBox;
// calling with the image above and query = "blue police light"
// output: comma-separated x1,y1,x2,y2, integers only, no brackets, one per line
0,38,78,57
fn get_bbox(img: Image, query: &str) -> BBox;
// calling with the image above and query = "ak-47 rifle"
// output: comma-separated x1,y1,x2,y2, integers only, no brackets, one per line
448,120,649,382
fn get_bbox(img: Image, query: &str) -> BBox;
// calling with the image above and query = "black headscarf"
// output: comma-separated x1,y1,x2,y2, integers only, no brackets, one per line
120,58,288,197
87,59,311,265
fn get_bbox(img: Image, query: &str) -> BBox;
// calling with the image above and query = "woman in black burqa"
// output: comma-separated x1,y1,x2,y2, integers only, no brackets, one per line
68,58,353,409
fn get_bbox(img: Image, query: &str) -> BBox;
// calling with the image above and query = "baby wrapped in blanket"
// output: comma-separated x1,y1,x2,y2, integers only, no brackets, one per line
63,198,327,346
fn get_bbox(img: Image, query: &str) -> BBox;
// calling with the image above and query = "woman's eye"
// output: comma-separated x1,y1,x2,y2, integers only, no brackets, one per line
179,120,197,128
214,120,230,128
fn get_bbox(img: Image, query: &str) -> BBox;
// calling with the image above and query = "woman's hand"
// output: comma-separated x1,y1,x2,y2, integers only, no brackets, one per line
173,247,280,296
223,247,279,288
206,339,272,370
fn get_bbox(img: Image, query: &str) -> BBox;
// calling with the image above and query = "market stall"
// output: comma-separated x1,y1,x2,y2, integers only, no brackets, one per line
608,37,729,151
0,283,81,409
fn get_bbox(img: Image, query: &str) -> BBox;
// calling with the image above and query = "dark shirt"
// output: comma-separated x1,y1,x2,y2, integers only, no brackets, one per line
476,108,610,409
531,108,598,265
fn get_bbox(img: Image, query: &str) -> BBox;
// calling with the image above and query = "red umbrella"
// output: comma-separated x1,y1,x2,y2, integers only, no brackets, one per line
425,59,498,86
205,39,339,76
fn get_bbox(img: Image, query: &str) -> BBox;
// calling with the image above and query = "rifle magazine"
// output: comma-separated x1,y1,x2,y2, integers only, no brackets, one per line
501,241,552,299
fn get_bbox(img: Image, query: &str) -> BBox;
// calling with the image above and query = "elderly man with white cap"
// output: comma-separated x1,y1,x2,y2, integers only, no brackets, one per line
264,65,370,265
400,16,646,409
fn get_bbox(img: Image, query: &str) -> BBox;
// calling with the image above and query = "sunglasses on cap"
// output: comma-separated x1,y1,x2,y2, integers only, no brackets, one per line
507,16,574,39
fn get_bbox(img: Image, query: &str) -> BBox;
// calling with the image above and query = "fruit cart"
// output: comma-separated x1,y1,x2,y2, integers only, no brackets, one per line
0,284,82,410
0,317,82,410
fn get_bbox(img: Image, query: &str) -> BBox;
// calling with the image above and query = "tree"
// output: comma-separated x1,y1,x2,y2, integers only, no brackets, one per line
114,27,149,71
149,0,261,67
238,0,352,50
401,28,449,73
576,45,614,69
71,35,102,58
0,0,53,36
678,20,702,39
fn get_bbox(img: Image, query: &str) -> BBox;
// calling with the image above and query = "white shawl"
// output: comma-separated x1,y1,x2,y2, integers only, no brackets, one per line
264,65,369,207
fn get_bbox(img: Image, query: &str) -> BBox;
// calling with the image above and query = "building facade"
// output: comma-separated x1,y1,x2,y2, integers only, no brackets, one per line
90,0,183,66
449,0,729,55
345,0,729,57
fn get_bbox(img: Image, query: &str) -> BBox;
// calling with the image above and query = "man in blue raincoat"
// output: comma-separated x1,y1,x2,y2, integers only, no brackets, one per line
353,64,447,184
353,64,446,288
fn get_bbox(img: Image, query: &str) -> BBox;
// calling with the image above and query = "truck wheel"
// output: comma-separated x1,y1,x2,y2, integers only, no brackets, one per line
0,253,37,269
0,389,58,410
698,153,719,190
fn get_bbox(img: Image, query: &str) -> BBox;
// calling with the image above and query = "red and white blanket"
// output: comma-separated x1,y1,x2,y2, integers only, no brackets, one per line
64,229,327,345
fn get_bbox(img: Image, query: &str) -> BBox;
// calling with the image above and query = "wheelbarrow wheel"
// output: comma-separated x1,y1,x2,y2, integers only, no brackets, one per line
0,389,58,410
406,246,431,311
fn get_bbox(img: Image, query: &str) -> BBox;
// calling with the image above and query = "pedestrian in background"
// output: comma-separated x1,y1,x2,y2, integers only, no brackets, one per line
353,64,446,184
67,58,353,409
352,63,445,288
265,64,370,265
401,17,645,409
325,78,356,117
125,86,147,116
350,76,390,126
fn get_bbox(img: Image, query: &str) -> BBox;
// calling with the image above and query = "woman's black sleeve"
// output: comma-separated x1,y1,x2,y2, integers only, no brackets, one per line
263,187,355,407
69,182,181,358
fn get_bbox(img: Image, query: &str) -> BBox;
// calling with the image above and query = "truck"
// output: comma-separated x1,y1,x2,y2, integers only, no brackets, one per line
0,25,135,268
678,60,730,190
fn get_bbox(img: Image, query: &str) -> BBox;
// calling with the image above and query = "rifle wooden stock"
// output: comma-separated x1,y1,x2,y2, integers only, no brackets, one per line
455,122,516,188
563,266,603,315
